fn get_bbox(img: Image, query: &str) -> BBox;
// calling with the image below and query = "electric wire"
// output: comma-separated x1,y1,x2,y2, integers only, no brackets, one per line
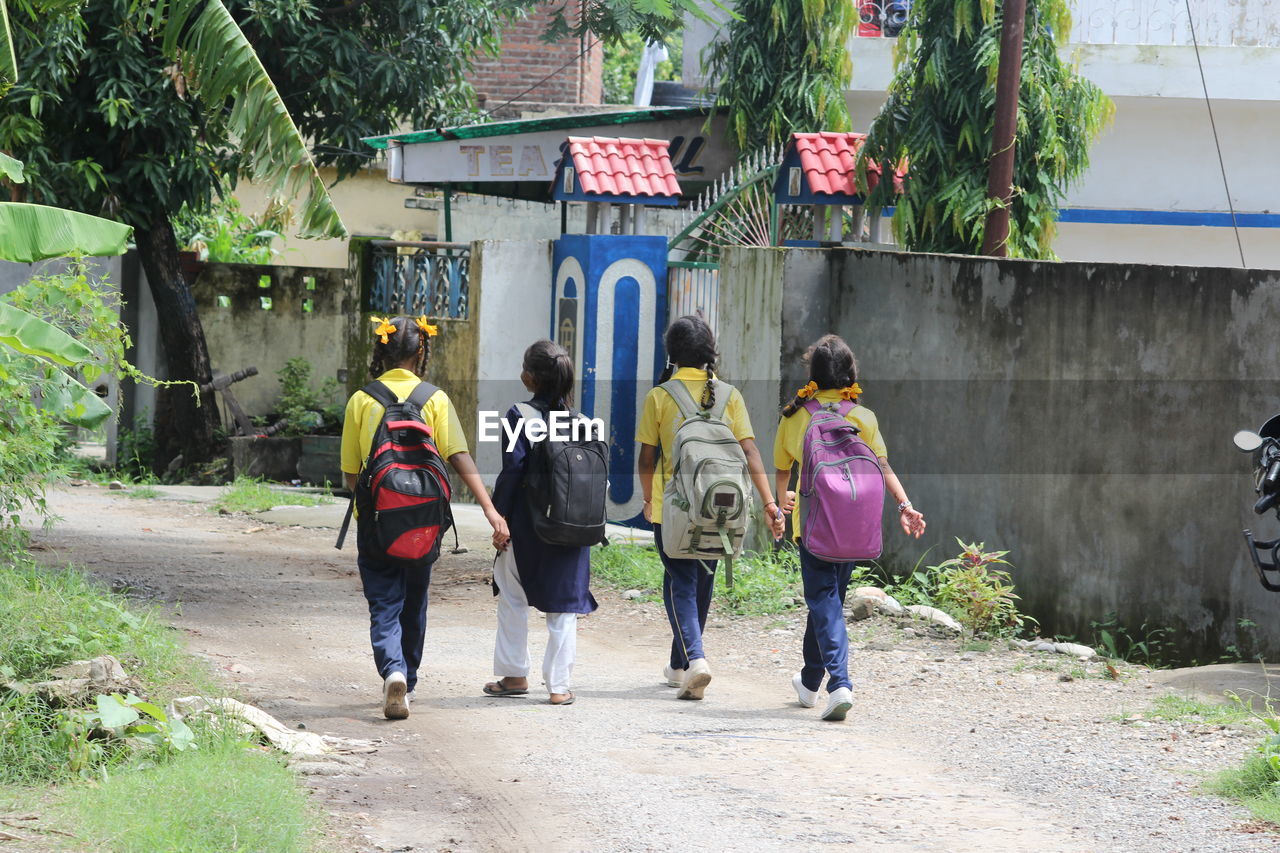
1184,0,1246,267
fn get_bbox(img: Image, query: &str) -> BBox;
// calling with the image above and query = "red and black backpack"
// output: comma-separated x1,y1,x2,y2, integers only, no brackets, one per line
335,381,454,566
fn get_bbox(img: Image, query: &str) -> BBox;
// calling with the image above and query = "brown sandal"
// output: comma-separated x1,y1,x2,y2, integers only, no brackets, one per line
549,692,575,706
483,679,528,697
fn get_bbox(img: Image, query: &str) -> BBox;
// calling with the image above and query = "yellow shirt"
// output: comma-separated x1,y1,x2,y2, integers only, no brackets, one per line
340,368,468,474
637,367,754,524
773,390,888,541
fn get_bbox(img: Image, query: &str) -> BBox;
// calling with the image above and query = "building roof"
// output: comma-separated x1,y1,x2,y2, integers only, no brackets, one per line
790,132,905,197
565,137,682,198
363,106,717,150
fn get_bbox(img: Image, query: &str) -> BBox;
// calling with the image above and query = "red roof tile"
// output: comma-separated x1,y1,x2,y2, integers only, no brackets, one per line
566,137,682,199
790,132,906,197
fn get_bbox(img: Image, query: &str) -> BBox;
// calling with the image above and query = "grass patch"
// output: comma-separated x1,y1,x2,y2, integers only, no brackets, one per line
0,554,321,849
592,543,817,616
124,485,162,500
213,477,331,514
1146,693,1253,726
1207,752,1280,826
58,743,318,852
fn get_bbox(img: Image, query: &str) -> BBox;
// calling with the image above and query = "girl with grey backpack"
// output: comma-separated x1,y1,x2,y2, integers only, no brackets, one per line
637,316,785,700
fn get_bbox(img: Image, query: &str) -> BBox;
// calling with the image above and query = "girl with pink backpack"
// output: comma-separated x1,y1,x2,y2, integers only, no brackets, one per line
773,335,926,721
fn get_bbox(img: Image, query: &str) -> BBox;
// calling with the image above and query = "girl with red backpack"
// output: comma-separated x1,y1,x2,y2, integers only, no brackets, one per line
773,334,925,721
339,316,509,720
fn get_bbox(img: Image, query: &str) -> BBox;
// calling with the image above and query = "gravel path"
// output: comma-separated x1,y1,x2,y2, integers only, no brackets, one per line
28,486,1277,852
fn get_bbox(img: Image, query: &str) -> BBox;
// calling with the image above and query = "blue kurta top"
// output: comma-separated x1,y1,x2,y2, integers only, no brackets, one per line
491,396,598,615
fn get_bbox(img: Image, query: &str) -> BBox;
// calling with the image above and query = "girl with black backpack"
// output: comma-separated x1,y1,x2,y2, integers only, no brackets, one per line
483,340,600,706
339,316,509,720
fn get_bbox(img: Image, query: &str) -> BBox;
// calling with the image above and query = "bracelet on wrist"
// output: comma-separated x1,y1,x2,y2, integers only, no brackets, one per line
897,500,912,512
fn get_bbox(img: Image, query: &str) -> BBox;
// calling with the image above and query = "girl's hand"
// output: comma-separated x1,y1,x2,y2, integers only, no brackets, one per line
900,507,926,538
778,491,796,514
642,500,654,523
486,509,511,551
765,503,785,539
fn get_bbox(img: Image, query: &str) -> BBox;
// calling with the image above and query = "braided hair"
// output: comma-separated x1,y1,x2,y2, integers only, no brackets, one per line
659,314,719,409
522,339,574,408
782,334,858,417
368,316,431,379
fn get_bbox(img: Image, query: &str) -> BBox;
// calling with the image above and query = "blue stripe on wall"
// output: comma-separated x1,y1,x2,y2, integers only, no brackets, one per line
1057,208,1280,228
609,277,640,505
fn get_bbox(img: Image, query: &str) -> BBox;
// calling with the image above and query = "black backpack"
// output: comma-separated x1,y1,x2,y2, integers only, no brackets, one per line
336,381,454,566
515,401,608,547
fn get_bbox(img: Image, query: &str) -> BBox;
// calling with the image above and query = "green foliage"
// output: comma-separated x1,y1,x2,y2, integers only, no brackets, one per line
214,477,330,514
116,415,160,483
276,357,342,437
1207,694,1280,825
0,201,132,262
931,539,1032,636
59,745,317,852
1144,693,1251,727
533,0,728,46
707,0,855,154
602,31,681,104
1089,613,1172,666
0,264,147,538
862,0,1113,256
174,193,284,264
591,542,822,616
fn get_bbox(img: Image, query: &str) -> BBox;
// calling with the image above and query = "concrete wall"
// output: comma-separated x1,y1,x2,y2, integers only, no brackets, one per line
720,245,1280,661
191,263,356,416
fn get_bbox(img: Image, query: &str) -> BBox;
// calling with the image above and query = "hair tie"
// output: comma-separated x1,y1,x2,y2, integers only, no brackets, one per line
840,383,863,401
796,380,818,399
371,316,397,344
416,315,438,338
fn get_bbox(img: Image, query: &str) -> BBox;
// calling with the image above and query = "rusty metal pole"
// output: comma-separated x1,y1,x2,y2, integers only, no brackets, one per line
981,0,1027,257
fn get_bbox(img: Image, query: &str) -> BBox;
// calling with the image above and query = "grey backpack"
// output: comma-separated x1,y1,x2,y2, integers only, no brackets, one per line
659,379,752,561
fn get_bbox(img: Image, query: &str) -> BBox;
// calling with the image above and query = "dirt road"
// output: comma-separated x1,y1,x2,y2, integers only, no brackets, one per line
29,486,1275,852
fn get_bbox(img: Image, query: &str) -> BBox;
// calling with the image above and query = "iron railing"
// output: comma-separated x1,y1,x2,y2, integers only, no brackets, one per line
368,240,470,319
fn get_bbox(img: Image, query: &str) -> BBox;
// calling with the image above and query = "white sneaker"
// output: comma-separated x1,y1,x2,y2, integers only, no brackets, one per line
821,686,853,722
792,673,817,708
677,658,712,700
383,671,409,720
663,664,686,688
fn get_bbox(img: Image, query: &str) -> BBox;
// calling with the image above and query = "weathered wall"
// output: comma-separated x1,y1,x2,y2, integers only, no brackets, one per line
473,239,554,484
191,263,356,416
721,245,1280,661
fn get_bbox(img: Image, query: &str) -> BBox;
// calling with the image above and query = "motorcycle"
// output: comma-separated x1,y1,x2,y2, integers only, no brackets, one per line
1234,415,1280,591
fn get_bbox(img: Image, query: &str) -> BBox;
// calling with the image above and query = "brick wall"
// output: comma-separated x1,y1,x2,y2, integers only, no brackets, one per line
469,5,603,110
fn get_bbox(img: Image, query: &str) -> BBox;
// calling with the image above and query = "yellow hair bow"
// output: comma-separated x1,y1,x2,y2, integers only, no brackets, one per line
840,383,863,401
416,315,438,338
796,381,818,400
371,316,397,344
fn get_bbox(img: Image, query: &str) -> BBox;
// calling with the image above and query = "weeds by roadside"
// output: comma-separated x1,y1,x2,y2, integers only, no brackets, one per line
1206,693,1280,826
1143,693,1253,727
213,477,332,515
0,555,321,849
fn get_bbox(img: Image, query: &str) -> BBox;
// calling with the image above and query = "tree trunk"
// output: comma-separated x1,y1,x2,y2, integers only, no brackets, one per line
134,212,221,473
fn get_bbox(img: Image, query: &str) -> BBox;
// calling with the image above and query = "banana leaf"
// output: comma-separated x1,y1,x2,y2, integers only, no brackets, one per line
0,0,16,87
159,0,347,240
0,202,133,262
0,302,93,365
0,152,23,183
39,367,112,429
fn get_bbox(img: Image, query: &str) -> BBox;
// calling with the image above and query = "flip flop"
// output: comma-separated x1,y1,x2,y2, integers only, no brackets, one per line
549,692,575,706
483,681,528,697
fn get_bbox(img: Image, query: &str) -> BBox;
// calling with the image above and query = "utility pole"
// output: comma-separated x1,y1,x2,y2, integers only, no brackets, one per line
981,0,1028,257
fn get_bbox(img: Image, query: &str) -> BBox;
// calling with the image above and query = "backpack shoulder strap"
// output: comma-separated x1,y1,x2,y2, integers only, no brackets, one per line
801,399,823,417
660,379,700,421
514,401,542,423
707,381,734,421
361,380,397,410
404,381,439,415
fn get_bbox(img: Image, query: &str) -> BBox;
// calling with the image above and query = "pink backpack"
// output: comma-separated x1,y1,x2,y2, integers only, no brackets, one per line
798,400,886,561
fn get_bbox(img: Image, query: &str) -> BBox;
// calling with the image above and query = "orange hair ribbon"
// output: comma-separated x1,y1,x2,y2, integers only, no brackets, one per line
796,381,818,399
371,316,397,344
415,315,438,338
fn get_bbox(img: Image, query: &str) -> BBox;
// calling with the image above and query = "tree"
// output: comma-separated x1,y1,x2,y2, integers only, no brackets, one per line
2,0,347,471
860,0,1112,257
706,0,856,155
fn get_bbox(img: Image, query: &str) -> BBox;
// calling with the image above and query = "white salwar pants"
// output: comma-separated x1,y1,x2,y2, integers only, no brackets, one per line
493,545,577,695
